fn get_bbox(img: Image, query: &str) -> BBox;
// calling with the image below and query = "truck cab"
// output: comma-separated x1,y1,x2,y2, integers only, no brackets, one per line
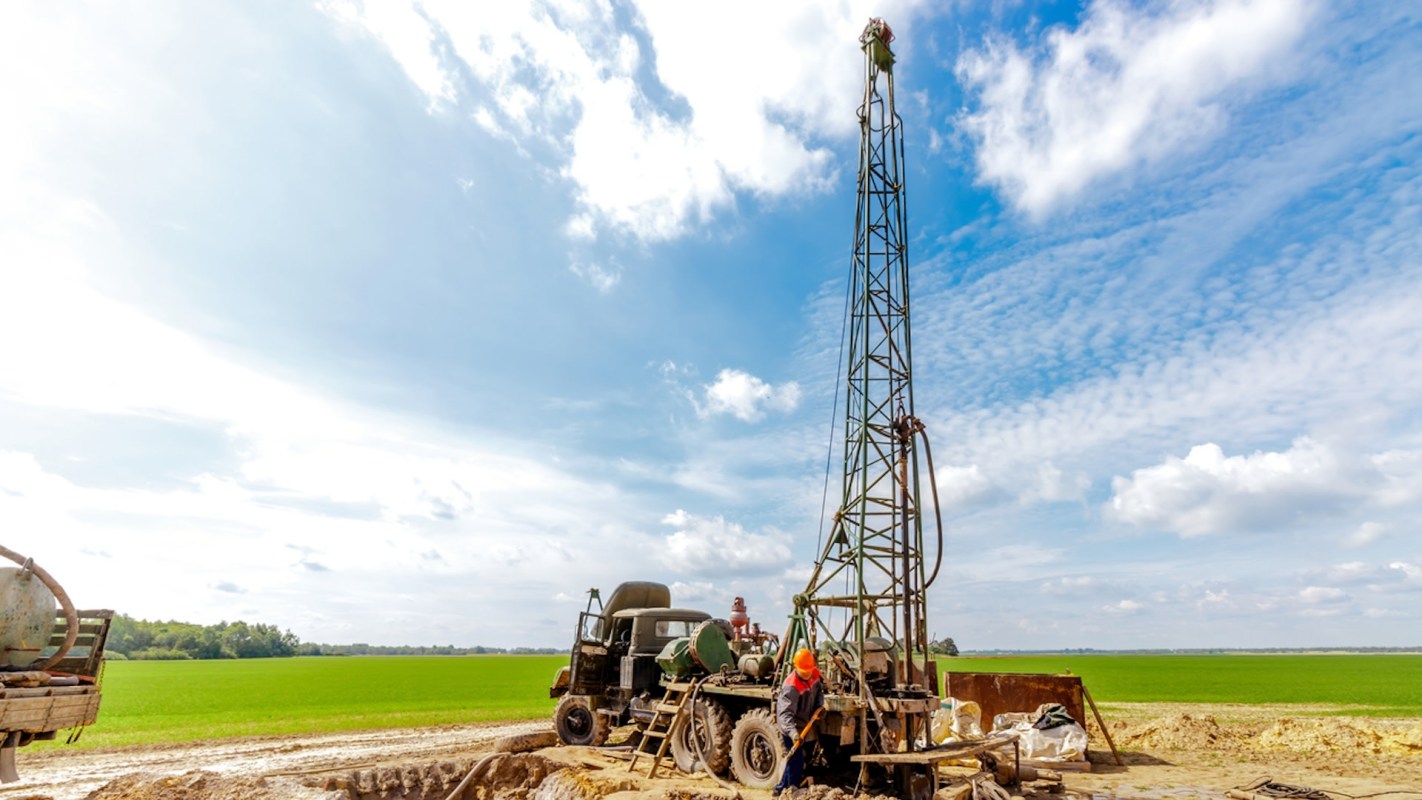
549,582,710,746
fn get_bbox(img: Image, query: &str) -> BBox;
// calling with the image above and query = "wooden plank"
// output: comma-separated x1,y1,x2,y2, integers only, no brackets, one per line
852,732,1019,765
1081,685,1122,766
1021,758,1091,773
0,692,100,732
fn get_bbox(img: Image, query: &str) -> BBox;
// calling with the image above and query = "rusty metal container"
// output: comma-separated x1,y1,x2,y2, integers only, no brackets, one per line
943,671,1086,733
0,567,58,669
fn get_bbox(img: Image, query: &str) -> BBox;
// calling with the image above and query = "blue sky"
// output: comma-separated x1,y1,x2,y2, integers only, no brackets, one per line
3,0,1419,650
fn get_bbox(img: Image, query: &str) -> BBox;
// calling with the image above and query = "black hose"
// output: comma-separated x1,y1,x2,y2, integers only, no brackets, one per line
685,680,741,799
918,427,945,590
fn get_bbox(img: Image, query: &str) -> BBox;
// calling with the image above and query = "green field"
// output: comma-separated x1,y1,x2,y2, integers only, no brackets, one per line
943,654,1422,717
49,653,1422,749
71,655,566,748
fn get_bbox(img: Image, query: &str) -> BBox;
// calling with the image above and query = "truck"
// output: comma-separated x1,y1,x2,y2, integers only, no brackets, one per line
0,545,112,783
549,582,785,776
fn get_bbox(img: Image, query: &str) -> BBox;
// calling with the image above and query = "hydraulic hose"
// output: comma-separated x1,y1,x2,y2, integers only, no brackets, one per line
685,679,742,798
918,427,945,590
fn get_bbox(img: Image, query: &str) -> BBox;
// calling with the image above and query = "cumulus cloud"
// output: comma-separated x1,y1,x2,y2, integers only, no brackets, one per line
325,2,928,242
660,509,792,576
935,463,996,508
1103,599,1143,614
956,0,1313,216
700,369,801,423
1106,438,1379,537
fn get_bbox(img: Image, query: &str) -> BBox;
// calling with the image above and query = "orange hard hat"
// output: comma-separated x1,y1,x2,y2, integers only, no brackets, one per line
793,648,816,672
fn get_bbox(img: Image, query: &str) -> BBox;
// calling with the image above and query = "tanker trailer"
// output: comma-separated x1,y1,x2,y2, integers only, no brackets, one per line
0,545,111,783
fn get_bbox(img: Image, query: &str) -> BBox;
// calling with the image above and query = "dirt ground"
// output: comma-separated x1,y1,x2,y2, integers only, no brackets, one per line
3,704,1419,800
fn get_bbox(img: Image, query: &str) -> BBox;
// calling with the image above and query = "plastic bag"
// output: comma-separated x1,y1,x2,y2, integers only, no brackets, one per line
931,698,984,744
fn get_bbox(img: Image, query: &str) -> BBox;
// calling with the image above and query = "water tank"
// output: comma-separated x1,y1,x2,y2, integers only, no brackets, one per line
0,567,57,668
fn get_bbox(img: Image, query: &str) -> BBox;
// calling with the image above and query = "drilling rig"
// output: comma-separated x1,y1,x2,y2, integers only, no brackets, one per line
552,19,949,797
778,14,943,791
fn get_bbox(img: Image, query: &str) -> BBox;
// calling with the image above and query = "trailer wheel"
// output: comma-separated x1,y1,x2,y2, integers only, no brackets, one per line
671,698,732,774
729,708,785,789
554,695,611,746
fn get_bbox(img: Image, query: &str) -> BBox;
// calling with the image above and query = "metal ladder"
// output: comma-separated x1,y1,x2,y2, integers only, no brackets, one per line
627,679,698,778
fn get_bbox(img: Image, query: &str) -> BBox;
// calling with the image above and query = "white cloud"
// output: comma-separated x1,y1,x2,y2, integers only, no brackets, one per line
1041,576,1097,595
1386,562,1421,587
1106,438,1376,537
957,0,1313,216
0,248,669,642
935,463,996,508
568,257,622,293
1103,598,1143,614
700,369,801,423
327,1,927,241
319,0,456,110
660,509,793,576
931,460,1088,511
1298,585,1347,604
1020,461,1090,504
1198,589,1234,610
1345,521,1386,548
1370,448,1422,507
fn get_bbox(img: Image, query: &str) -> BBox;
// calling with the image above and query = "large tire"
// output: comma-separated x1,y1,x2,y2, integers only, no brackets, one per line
554,695,611,746
670,698,733,775
729,708,786,789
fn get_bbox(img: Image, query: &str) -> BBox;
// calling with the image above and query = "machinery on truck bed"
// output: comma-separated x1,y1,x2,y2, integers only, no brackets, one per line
0,545,112,783
551,19,953,798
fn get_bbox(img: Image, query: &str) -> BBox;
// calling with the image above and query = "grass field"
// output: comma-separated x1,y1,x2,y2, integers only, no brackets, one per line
74,655,566,748
945,654,1422,716
51,653,1422,749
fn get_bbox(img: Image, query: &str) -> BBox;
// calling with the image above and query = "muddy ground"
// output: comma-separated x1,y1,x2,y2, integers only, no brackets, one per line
3,705,1419,800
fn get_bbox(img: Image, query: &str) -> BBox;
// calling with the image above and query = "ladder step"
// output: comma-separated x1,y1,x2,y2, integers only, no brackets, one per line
655,703,682,713
640,730,667,739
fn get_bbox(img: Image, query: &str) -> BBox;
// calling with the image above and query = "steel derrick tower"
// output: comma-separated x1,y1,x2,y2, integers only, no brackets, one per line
782,18,939,763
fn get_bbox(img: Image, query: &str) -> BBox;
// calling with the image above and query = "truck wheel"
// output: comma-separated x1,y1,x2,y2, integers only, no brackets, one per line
554,695,611,746
670,698,732,775
729,708,785,789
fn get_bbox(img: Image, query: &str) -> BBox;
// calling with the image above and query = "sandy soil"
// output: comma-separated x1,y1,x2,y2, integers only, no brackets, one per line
4,705,1420,800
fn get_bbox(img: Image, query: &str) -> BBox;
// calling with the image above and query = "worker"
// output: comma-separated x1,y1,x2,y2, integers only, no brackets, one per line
773,647,825,796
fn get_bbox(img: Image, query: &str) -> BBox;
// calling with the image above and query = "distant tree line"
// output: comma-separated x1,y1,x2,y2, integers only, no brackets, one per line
107,615,301,660
105,615,566,660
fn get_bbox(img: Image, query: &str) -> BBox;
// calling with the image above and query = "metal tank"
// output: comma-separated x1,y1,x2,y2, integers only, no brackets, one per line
0,566,57,669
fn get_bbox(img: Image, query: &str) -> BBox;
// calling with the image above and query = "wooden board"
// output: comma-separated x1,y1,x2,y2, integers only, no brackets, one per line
851,731,1020,765
0,686,100,733
943,672,1086,731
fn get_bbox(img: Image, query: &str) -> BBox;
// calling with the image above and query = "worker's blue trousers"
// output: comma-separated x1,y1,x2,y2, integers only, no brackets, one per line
774,733,805,793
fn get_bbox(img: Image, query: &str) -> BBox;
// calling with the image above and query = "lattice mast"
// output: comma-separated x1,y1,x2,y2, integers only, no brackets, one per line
783,17,934,754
